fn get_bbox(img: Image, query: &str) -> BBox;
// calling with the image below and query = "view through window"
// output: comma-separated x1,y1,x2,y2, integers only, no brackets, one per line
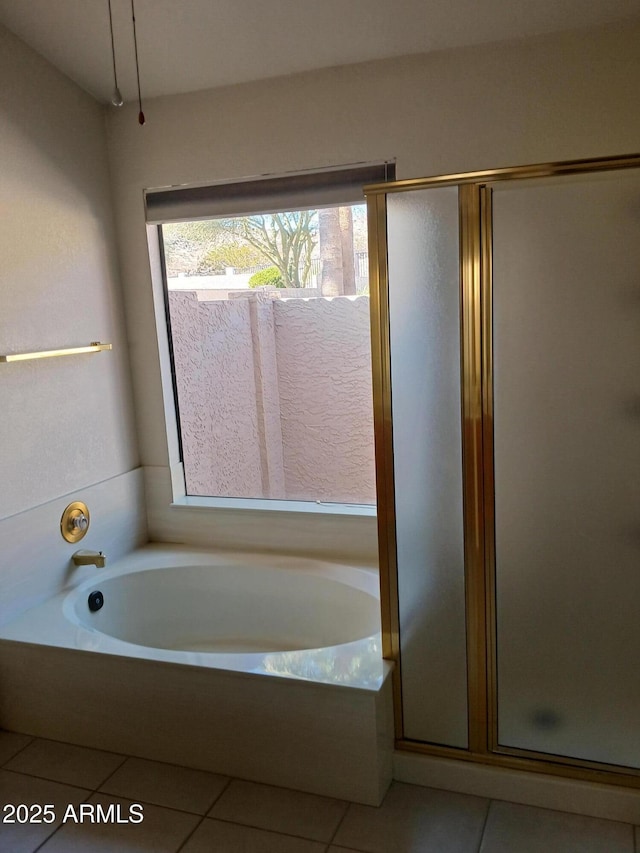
161,203,376,505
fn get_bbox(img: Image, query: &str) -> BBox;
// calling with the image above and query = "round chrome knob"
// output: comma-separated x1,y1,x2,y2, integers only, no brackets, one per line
71,513,89,532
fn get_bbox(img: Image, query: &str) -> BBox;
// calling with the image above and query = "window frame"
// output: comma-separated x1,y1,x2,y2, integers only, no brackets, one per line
147,164,394,516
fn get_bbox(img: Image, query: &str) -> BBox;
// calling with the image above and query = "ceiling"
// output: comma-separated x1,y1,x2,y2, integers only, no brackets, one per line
1,0,640,104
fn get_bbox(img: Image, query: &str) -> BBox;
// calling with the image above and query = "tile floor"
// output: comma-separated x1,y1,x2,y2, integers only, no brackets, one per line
0,730,638,852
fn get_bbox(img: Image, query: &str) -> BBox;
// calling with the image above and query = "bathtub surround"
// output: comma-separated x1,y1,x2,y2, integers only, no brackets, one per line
0,546,394,805
0,645,393,805
144,465,378,562
0,469,147,626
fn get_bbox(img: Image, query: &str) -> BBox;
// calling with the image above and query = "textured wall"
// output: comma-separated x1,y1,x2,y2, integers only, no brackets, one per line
275,297,375,503
250,297,286,498
168,293,375,503
0,25,138,521
168,291,263,497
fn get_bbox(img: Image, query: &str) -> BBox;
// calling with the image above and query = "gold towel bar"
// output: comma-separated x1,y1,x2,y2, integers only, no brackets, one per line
0,342,112,363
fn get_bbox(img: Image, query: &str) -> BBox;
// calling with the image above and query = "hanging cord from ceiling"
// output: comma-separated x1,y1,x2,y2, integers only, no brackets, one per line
107,0,123,106
131,0,145,124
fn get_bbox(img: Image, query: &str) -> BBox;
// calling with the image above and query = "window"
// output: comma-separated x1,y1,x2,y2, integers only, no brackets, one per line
148,165,393,507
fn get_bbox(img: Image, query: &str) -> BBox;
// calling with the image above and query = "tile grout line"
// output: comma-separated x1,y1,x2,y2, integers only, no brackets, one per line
204,776,356,847
82,787,234,819
476,798,494,853
1,766,96,789
91,753,129,792
204,775,233,813
0,733,35,767
4,737,359,821
484,793,640,825
11,732,103,852
1,767,223,819
173,774,235,851
175,815,207,853
176,776,233,853
1,733,129,791
25,770,232,853
31,827,61,853
325,799,353,850
0,765,120,794
31,785,96,853
174,815,208,853
203,812,353,846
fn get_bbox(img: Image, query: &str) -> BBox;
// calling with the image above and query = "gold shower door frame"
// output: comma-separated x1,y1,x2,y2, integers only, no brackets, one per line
365,152,640,788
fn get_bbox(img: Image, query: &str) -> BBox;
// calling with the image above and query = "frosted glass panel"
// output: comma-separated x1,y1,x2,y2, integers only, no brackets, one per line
493,170,640,768
387,189,468,747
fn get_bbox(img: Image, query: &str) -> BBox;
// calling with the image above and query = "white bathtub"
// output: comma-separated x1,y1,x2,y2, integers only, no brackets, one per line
0,545,394,803
64,549,381,659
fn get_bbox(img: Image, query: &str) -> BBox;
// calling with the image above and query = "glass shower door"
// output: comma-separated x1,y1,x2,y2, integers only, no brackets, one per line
385,188,469,747
492,170,640,768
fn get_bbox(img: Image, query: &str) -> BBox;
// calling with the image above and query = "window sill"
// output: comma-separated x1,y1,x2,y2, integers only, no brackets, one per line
170,495,377,517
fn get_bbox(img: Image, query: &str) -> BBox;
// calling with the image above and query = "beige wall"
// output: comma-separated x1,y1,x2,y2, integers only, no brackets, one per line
0,26,144,613
0,24,139,520
105,20,640,555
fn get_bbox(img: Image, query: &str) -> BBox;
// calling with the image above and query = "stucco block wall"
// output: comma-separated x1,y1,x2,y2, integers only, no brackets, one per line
168,292,263,497
169,292,375,503
274,296,375,503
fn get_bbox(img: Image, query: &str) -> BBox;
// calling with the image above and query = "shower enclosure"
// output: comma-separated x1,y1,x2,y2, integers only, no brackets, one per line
366,154,640,785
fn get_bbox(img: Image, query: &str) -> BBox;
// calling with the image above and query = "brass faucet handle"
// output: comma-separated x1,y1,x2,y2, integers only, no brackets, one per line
61,502,90,543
